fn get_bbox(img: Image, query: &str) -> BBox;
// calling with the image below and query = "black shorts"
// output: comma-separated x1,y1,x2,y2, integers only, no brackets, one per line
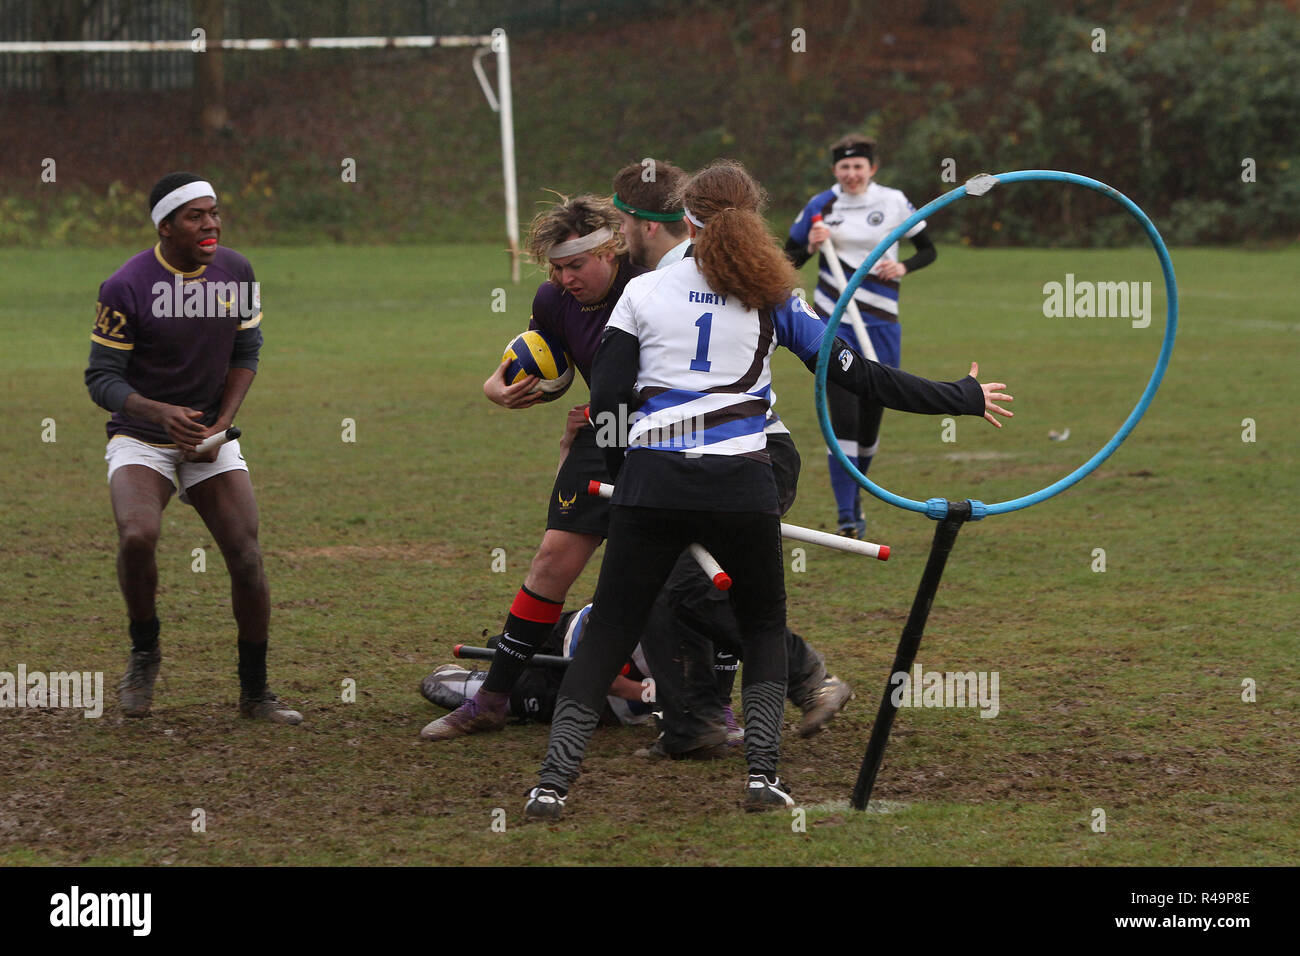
766,431,801,517
546,425,613,537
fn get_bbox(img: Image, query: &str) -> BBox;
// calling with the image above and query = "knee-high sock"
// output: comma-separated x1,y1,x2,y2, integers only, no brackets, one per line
828,453,861,525
539,696,601,792
238,640,267,697
714,651,738,700
129,616,160,652
482,585,562,694
742,680,786,778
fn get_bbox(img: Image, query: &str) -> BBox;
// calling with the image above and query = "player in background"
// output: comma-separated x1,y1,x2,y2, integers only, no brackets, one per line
524,160,1012,820
83,172,300,723
420,196,647,740
612,160,852,755
786,135,938,538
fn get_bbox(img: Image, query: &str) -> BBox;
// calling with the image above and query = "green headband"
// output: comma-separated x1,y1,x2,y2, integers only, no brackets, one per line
613,194,685,222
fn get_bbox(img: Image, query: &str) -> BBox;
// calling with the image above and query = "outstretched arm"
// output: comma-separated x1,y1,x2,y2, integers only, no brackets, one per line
805,339,1013,425
966,362,1014,427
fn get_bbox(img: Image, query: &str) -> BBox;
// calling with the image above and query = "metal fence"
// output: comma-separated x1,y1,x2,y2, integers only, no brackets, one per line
0,0,192,90
0,0,682,92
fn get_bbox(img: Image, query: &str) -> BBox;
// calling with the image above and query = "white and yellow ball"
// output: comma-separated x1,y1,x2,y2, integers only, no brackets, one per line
502,330,575,402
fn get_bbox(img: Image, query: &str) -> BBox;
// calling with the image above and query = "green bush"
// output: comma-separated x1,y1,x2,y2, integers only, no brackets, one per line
4,1,1296,247
881,1,1300,244
0,183,153,248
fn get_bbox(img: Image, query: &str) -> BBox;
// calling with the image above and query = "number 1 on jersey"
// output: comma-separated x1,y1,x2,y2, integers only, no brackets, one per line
690,312,713,372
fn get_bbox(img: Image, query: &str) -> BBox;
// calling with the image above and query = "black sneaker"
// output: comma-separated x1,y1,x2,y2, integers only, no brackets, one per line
118,644,162,717
524,786,567,821
745,773,795,811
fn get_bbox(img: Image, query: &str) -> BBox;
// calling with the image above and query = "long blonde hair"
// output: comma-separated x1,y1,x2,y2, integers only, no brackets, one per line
524,194,625,284
677,161,798,311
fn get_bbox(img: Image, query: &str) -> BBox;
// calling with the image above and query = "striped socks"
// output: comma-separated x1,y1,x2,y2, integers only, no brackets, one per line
539,696,601,792
742,679,786,778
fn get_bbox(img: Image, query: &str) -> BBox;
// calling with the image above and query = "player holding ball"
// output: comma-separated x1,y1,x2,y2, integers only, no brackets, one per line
525,160,1011,819
420,195,647,740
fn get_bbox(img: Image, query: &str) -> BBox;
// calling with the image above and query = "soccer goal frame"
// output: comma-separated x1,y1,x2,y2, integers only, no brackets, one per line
0,31,521,281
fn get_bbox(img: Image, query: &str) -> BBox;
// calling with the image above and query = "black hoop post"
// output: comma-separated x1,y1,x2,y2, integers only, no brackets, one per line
851,499,972,810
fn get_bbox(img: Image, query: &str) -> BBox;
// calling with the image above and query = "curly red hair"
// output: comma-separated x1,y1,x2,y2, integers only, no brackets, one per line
676,162,798,312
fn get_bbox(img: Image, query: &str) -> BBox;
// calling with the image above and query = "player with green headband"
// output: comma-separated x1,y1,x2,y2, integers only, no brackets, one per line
612,160,691,271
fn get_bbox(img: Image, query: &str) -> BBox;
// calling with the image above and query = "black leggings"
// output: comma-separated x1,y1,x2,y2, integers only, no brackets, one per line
543,505,789,785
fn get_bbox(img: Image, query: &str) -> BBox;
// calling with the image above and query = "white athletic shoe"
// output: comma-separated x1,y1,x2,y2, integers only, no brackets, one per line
419,664,479,710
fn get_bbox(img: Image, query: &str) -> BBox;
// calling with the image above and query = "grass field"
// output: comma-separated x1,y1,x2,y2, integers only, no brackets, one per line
1,242,1296,866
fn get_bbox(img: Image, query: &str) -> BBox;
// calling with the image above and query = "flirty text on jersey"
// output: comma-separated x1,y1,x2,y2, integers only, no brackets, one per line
688,291,727,306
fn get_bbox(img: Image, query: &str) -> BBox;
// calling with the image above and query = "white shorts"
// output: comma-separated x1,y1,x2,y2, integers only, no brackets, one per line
105,435,249,504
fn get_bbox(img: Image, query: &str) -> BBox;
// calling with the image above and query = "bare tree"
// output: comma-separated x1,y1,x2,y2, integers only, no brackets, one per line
40,0,95,105
193,0,228,135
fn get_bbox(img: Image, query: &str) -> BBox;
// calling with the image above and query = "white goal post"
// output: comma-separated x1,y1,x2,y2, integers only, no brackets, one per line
0,31,521,281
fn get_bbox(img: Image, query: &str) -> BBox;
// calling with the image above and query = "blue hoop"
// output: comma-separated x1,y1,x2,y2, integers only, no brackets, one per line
813,170,1179,520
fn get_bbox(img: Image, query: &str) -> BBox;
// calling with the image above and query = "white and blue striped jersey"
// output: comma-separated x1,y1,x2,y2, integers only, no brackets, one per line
789,182,924,330
605,257,826,458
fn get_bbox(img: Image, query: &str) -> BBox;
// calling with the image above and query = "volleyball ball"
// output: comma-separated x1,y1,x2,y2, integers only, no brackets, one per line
502,330,575,402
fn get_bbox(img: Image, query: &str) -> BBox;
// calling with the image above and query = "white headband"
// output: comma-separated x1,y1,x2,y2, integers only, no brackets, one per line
547,227,614,260
683,206,705,229
151,181,217,227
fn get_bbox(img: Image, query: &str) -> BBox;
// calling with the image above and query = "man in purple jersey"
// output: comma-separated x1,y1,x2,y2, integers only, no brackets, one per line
84,172,300,724
422,195,648,740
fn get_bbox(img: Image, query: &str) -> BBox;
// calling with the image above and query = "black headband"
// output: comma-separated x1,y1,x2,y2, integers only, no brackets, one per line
832,143,874,164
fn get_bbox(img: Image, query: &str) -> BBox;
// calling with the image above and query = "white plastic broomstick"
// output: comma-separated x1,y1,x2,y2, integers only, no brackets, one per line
812,213,878,362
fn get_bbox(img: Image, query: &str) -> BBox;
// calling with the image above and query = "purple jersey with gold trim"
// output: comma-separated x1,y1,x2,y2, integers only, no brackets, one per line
527,256,646,387
91,244,262,444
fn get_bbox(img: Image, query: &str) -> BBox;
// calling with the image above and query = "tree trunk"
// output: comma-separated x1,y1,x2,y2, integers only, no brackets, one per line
786,0,805,85
41,0,84,106
921,0,968,28
193,0,228,135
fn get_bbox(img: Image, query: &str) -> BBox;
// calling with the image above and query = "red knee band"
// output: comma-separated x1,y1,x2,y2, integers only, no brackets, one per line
509,587,563,624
